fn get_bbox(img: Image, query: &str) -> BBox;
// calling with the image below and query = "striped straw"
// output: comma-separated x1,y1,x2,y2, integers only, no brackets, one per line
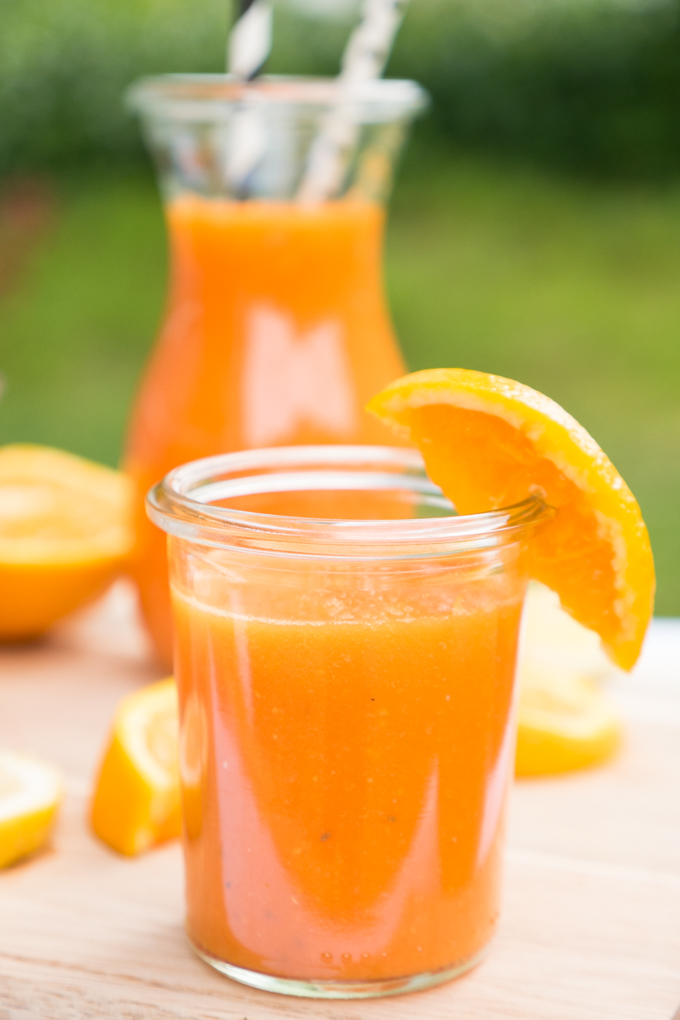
228,0,273,80
297,0,410,203
340,0,410,84
226,0,273,193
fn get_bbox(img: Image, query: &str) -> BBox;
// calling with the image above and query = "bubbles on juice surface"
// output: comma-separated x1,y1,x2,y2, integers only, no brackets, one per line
172,545,525,627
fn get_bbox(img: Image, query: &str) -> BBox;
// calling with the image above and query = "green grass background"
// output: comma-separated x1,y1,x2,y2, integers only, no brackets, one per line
1,138,679,612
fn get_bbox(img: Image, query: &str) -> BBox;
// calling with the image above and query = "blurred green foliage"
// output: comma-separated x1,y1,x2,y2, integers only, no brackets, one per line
0,169,165,465
0,0,229,173
3,0,680,178
393,0,680,179
273,0,680,179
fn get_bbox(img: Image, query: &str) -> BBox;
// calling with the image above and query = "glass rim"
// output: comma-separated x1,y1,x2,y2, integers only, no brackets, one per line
126,74,429,122
146,445,553,561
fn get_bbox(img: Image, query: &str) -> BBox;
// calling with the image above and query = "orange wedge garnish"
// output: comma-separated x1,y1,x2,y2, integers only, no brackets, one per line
368,368,654,670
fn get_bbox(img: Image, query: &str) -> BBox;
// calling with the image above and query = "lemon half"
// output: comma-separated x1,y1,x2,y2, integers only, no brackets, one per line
0,751,62,868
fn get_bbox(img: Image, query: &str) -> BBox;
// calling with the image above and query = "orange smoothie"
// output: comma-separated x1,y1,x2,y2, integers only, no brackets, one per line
125,199,405,665
172,571,523,983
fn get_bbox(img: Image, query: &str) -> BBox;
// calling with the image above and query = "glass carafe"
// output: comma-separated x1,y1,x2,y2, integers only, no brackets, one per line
124,75,428,665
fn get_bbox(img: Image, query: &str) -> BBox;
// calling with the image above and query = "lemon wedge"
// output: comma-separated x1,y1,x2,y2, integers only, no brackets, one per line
91,678,180,856
523,581,612,677
0,751,62,868
516,664,621,776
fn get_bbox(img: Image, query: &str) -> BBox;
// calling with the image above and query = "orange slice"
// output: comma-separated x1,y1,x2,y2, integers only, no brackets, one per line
516,664,621,776
0,751,62,868
0,444,134,639
368,368,654,670
91,678,180,856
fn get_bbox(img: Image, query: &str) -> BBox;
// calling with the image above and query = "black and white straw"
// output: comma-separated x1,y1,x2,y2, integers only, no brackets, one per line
298,0,411,203
226,0,273,193
228,0,273,81
340,0,410,84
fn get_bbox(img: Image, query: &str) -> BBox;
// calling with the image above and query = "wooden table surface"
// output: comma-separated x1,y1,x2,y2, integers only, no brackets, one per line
1,581,679,1020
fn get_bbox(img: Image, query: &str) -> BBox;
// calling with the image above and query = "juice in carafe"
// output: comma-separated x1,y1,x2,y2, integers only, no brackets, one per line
124,77,427,664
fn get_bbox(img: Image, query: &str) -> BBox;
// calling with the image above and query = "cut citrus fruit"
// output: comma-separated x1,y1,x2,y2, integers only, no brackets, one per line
368,368,654,671
518,584,621,775
516,664,621,776
522,581,612,678
91,677,180,856
0,444,134,640
0,751,62,868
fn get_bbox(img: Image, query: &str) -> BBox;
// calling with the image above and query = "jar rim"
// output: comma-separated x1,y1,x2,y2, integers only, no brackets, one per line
146,445,553,560
126,74,429,122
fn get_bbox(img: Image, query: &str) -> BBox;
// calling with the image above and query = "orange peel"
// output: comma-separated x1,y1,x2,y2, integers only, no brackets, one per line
91,678,180,856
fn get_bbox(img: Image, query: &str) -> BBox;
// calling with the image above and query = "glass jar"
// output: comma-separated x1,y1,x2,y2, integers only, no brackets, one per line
124,75,428,666
148,444,550,999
